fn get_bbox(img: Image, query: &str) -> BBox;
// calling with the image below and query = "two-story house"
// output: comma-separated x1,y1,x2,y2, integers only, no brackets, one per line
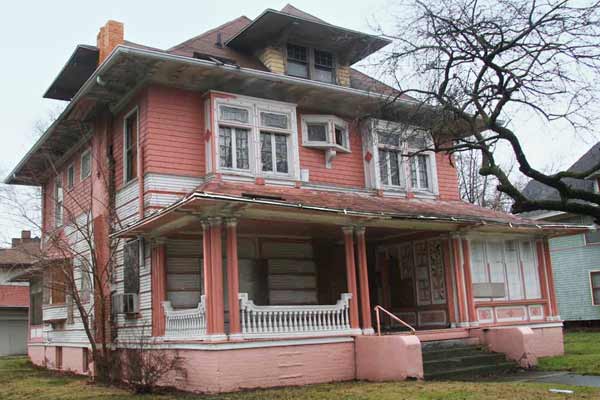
5,5,585,392
520,143,600,325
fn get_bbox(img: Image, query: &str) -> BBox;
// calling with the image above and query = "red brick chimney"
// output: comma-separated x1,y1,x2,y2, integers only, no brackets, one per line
97,20,124,64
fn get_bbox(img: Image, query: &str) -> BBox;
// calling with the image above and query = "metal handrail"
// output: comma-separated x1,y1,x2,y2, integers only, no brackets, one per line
374,305,416,336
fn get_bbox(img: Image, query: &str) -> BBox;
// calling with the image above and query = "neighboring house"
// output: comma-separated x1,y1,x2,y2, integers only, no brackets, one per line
4,5,584,392
520,143,600,324
0,231,40,356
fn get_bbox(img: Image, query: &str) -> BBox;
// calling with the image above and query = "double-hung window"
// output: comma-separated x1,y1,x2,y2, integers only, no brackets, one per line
214,96,298,179
591,271,600,305
287,44,309,78
54,176,63,227
218,105,252,171
314,50,334,83
259,111,292,175
377,132,404,188
67,164,74,189
410,154,431,191
81,149,91,180
124,109,138,183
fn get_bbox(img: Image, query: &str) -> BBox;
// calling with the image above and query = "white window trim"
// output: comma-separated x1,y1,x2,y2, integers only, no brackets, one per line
369,119,438,197
66,163,75,190
80,149,92,181
122,106,139,184
54,176,63,227
212,92,299,180
301,114,350,153
590,270,600,306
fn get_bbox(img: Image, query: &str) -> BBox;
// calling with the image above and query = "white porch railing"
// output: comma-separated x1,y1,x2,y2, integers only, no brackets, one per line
42,304,68,322
238,293,355,338
162,296,206,340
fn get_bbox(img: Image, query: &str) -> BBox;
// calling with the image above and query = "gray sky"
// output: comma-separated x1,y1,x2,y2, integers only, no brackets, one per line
0,0,597,244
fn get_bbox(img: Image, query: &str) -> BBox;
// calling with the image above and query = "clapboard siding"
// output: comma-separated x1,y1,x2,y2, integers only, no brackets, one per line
550,231,600,321
166,239,203,309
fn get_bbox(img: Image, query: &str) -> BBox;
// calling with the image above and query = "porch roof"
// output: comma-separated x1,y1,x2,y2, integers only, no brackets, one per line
112,180,590,238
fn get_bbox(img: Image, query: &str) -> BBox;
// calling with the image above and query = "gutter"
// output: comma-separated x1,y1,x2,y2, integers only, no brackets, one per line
110,190,592,238
5,44,418,186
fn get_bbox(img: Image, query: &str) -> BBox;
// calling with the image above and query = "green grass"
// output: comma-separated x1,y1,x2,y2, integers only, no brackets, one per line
1,356,599,400
539,331,600,375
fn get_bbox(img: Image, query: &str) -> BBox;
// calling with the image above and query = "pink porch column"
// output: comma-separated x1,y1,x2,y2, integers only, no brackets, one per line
543,238,559,319
202,221,214,335
451,237,468,325
342,227,360,330
209,217,225,338
461,239,477,324
356,227,373,334
151,241,167,337
535,239,552,318
226,218,241,336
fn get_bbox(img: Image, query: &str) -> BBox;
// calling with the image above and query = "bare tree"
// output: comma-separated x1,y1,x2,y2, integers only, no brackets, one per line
377,0,600,220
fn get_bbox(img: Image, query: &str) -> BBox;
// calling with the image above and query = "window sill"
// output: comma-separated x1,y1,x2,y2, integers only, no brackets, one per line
302,142,350,153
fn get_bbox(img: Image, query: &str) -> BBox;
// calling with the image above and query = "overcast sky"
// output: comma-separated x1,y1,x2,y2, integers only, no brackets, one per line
0,0,597,245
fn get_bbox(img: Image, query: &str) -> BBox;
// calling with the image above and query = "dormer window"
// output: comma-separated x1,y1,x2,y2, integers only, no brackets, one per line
286,44,335,84
287,44,308,78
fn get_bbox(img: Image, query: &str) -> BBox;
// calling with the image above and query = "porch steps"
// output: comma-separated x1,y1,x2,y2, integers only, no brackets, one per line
422,339,517,380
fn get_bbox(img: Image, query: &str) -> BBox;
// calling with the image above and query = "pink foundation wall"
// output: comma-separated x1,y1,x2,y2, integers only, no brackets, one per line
475,326,564,368
28,345,88,375
355,335,423,381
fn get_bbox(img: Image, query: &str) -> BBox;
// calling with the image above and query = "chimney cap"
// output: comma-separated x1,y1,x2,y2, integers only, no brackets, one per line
21,230,31,239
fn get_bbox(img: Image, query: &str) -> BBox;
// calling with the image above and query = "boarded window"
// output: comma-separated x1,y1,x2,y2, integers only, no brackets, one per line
51,267,66,305
30,277,43,325
124,239,141,294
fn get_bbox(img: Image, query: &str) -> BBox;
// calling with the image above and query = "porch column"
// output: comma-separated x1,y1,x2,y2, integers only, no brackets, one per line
342,227,360,331
543,238,559,319
356,227,374,334
209,217,225,338
226,218,241,337
201,221,214,335
535,239,552,319
151,241,167,337
461,238,478,325
451,236,468,325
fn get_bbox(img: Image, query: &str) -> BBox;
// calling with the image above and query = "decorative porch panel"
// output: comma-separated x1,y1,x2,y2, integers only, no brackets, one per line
239,293,355,338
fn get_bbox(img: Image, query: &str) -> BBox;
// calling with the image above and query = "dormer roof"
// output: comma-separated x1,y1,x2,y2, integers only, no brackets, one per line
226,7,391,65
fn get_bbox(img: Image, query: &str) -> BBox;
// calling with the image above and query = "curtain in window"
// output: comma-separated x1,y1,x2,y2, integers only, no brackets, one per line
236,130,249,169
261,133,273,172
219,127,233,168
275,134,288,173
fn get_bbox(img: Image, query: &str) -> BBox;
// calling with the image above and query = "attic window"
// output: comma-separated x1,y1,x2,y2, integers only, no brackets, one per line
287,44,308,78
314,50,334,83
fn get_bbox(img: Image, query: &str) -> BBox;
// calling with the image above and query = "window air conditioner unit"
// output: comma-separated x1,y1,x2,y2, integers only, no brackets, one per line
112,293,139,314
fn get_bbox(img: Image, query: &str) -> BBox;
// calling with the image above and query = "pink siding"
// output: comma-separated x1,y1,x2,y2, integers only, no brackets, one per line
144,86,205,177
436,152,460,200
297,112,365,188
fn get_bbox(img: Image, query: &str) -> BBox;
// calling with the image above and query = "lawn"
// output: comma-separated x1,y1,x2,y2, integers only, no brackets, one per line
1,356,599,400
539,331,600,375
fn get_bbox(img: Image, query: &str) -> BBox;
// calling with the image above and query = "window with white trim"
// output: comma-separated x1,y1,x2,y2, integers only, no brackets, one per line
373,122,436,193
124,109,138,183
591,271,600,305
214,97,297,178
301,115,350,152
80,149,91,180
54,176,63,227
67,164,74,189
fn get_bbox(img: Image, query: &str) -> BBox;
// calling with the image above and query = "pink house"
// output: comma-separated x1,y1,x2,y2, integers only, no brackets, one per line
6,5,584,393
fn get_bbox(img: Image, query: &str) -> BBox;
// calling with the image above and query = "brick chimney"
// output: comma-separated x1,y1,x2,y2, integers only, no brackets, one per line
97,20,124,64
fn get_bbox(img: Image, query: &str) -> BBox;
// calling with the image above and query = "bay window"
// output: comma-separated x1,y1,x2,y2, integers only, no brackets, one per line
301,115,350,152
214,95,297,179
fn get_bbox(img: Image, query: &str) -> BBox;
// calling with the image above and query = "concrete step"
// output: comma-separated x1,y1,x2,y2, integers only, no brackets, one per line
425,361,517,380
422,345,484,361
421,337,480,351
424,353,508,374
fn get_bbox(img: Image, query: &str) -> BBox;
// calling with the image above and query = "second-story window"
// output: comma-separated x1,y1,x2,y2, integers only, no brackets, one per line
378,132,404,188
259,111,292,174
81,149,91,180
54,176,63,227
66,164,74,190
124,109,138,183
410,154,431,191
219,127,250,170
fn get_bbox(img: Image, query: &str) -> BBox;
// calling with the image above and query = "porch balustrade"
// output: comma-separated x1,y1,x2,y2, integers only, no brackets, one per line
238,293,355,338
162,296,207,339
